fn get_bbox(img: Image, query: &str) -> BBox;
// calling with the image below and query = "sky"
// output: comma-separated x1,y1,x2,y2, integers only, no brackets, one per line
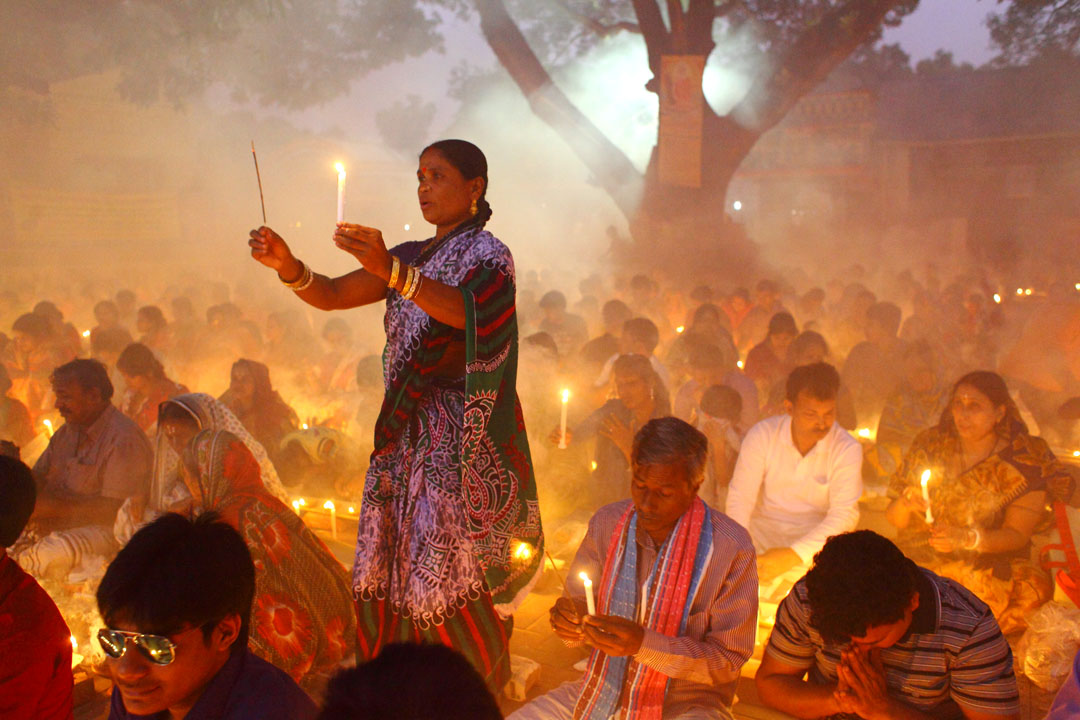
292,0,1002,140
883,0,998,65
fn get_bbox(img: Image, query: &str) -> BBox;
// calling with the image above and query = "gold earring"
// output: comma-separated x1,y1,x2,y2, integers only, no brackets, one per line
470,198,478,216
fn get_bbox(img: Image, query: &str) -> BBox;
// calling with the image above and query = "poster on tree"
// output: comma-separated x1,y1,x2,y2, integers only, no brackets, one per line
659,55,705,189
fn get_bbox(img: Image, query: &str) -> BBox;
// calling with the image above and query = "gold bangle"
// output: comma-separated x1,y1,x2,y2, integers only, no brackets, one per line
279,260,307,287
292,265,315,292
405,272,423,301
388,256,400,289
400,265,415,298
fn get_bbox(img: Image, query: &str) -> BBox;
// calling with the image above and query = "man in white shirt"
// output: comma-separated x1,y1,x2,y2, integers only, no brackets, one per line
726,362,862,583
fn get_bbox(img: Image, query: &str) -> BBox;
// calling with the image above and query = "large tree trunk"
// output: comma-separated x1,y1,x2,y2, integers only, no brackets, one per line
474,0,910,275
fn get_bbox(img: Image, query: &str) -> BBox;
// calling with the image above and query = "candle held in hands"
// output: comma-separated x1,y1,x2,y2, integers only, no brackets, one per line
920,469,934,524
335,162,346,224
579,571,596,615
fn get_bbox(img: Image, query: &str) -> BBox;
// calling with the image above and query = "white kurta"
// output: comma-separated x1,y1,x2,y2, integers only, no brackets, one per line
725,414,863,563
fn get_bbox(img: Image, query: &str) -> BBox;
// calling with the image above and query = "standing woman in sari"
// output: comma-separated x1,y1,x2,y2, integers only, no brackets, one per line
248,139,543,690
886,371,1073,635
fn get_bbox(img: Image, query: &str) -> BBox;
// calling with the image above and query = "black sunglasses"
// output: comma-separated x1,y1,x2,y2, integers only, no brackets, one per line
97,628,178,666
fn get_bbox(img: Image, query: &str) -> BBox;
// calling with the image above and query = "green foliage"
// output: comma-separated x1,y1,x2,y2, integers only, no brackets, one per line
2,0,443,108
989,0,1080,64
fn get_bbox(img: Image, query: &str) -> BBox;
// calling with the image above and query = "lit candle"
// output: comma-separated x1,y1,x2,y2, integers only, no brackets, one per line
323,500,337,541
993,294,1002,304
675,326,685,334
291,499,301,513
736,360,744,370
43,419,54,438
348,506,356,514
71,635,83,669
920,469,934,524
558,388,570,450
334,162,346,224
513,541,532,560
81,329,90,339
856,427,871,440
579,571,596,615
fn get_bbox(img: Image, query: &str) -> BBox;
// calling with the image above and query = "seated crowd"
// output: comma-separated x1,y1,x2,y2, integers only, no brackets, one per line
2,267,1080,718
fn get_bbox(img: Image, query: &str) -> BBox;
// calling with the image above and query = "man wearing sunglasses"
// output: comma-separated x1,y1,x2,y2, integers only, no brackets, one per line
96,512,316,719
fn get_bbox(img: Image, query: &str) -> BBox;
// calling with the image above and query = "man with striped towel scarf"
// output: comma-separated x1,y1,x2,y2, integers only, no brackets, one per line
509,418,758,720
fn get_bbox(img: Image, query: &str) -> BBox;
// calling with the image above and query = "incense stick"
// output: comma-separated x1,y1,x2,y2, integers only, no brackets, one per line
251,141,267,224
545,550,567,594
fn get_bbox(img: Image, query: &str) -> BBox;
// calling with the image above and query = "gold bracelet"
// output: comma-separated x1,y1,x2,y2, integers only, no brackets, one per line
400,265,415,298
405,272,423,301
279,260,308,287
388,256,401,289
292,266,315,292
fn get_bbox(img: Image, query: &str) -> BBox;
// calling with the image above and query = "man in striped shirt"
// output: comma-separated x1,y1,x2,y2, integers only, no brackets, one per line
508,418,758,720
756,530,1019,720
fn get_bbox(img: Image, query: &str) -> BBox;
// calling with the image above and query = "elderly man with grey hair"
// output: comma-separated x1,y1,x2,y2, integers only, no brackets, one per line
510,417,758,720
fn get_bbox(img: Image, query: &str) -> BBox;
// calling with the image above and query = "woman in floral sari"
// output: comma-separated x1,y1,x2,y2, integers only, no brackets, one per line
247,139,543,690
180,428,356,694
886,370,1073,635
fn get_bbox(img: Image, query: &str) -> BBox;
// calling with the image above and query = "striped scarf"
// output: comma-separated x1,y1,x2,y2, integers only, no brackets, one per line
573,498,713,720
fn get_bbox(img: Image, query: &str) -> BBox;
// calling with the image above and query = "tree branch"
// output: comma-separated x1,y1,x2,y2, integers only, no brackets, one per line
665,0,687,51
547,0,641,37
474,0,643,218
730,0,909,134
631,0,670,91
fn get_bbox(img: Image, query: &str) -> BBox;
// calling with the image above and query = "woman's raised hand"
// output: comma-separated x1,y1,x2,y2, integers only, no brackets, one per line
333,223,392,281
248,226,295,273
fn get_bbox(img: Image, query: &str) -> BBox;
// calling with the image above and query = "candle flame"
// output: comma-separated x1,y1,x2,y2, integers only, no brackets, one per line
1075,283,1080,292
43,419,54,437
920,469,931,488
292,500,301,512
1073,451,1080,458
590,461,598,472
81,329,91,338
334,161,346,179
302,423,309,430
856,428,871,439
323,500,335,511
71,635,78,653
513,542,532,560
675,326,685,334
1025,288,1033,296
993,294,1001,304
736,360,744,370
348,506,356,514
298,498,306,506
561,388,570,404
578,571,592,585
1016,288,1024,296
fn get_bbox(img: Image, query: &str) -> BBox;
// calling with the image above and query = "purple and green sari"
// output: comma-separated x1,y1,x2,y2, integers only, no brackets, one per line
352,219,543,689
